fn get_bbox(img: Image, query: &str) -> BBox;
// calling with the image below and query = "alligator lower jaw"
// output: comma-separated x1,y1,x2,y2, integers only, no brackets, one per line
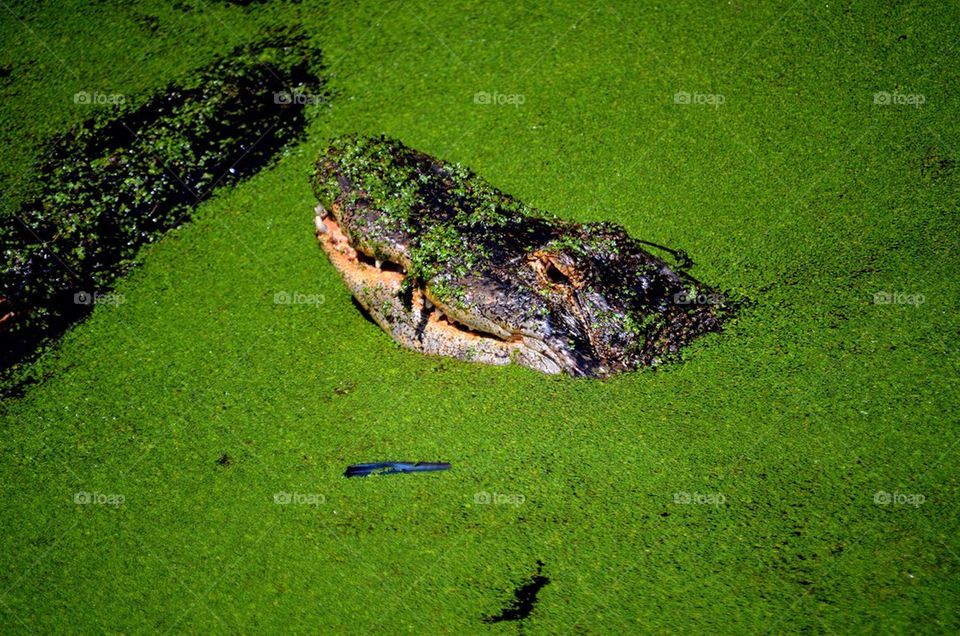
314,204,566,374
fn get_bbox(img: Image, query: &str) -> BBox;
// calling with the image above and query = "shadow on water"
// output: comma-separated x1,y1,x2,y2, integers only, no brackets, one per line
483,560,550,626
1,28,328,379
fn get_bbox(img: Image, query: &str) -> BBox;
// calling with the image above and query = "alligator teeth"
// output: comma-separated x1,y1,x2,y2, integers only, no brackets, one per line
314,217,328,234
315,202,328,218
375,259,382,269
424,298,434,311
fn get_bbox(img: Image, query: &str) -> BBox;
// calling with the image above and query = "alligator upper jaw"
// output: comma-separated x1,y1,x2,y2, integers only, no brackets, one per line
314,202,407,295
313,203,571,375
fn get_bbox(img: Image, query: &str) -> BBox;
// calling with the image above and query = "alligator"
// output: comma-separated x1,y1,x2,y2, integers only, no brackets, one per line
312,135,726,377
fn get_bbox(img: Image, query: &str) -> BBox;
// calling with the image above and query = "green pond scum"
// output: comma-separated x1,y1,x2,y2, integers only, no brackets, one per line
0,1,958,633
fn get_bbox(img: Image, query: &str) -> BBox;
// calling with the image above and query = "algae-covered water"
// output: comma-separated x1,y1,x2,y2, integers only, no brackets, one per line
1,1,957,632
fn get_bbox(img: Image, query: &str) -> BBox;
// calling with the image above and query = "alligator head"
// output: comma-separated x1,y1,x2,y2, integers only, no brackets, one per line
311,135,726,377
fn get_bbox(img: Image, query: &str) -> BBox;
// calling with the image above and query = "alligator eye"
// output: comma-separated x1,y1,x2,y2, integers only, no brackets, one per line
530,251,579,289
544,261,570,285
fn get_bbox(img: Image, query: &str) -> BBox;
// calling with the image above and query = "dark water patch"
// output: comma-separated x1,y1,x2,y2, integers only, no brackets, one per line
922,146,954,182
220,0,306,7
483,560,549,624
1,29,328,376
178,0,306,9
134,14,161,34
333,380,356,396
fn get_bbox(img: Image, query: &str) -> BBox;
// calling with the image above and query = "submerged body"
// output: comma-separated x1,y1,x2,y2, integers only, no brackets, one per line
312,135,724,377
